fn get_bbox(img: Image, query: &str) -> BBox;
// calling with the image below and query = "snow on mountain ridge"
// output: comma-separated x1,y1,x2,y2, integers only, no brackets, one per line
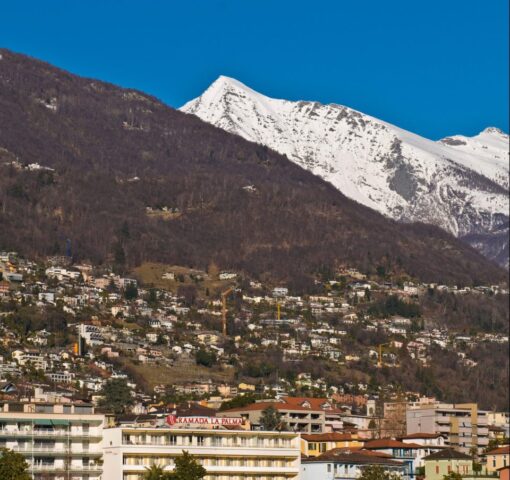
181,76,509,267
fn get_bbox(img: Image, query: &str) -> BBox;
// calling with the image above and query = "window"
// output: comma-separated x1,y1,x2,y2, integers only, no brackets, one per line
436,465,440,474
328,464,332,473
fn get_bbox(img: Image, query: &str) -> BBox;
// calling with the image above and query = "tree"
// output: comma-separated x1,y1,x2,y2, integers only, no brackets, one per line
358,465,402,480
143,465,168,480
98,378,134,414
260,406,287,431
124,283,138,300
195,349,216,367
171,450,206,480
0,448,31,480
472,461,483,475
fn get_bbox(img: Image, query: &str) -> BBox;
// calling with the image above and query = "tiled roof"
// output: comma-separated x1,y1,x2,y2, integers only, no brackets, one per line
485,446,510,456
221,396,336,414
364,439,424,449
303,448,403,465
423,449,472,461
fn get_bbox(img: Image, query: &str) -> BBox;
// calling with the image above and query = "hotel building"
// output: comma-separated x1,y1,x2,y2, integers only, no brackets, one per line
0,401,105,480
102,425,301,480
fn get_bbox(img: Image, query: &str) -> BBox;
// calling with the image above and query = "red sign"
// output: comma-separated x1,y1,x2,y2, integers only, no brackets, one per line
166,415,243,426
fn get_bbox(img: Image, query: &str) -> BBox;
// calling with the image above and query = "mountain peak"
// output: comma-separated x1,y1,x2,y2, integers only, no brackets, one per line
180,77,509,268
481,126,508,137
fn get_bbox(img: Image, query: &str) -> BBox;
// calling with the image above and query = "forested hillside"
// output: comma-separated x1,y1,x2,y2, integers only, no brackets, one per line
0,49,505,286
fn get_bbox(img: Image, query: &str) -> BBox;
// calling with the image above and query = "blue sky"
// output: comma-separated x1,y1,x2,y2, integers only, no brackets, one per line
1,0,508,139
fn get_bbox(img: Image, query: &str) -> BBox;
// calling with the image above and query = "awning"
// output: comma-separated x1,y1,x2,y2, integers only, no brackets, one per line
51,420,70,425
34,420,53,426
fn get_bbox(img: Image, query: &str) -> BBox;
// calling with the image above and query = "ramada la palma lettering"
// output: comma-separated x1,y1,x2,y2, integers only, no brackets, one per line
166,415,244,426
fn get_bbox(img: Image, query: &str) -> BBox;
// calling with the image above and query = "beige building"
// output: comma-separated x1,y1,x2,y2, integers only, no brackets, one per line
406,402,489,454
0,400,105,480
424,449,474,480
218,397,344,433
486,446,510,473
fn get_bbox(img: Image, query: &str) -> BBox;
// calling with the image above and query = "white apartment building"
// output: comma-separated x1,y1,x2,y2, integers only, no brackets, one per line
406,402,489,454
0,401,105,480
102,426,301,480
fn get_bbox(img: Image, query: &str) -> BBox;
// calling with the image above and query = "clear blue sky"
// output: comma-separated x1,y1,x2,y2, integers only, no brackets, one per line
1,0,508,139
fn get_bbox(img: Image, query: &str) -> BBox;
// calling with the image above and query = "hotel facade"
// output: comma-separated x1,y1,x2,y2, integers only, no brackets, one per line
102,425,301,480
0,401,105,480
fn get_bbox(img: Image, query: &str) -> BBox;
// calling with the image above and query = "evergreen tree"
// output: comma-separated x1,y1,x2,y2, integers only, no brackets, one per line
260,406,287,431
0,448,31,480
171,450,207,480
98,378,134,414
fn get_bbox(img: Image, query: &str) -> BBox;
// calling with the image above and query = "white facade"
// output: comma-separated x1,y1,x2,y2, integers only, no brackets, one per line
102,426,301,480
0,402,105,480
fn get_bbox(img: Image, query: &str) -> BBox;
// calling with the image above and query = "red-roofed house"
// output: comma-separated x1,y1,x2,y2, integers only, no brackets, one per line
218,396,345,433
363,438,444,480
485,446,510,473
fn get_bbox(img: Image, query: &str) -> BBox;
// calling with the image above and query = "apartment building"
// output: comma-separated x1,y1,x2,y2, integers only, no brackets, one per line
406,403,489,454
102,426,301,480
0,401,105,480
218,396,344,433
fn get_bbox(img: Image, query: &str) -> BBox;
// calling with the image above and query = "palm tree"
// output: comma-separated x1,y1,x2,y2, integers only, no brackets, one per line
143,464,167,480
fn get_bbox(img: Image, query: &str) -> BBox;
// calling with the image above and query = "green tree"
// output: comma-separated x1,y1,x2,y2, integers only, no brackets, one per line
260,406,287,431
98,378,134,414
114,241,126,264
0,448,31,480
472,461,483,475
124,283,138,300
359,465,402,480
195,349,216,367
171,450,206,480
143,464,168,480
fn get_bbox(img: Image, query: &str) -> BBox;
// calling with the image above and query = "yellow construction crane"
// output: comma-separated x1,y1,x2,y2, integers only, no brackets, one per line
221,287,234,336
377,343,389,368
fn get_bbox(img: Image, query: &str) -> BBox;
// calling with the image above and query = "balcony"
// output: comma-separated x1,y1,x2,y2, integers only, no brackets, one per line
30,464,102,473
0,429,101,438
12,446,102,456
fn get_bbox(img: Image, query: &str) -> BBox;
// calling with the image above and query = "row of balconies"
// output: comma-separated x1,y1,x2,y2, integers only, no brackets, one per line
122,436,293,449
29,464,102,472
0,428,101,438
10,446,102,455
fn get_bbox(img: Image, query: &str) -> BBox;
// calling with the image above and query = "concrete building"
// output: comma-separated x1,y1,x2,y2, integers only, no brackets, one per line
406,403,489,454
218,396,345,433
0,401,105,480
102,426,301,480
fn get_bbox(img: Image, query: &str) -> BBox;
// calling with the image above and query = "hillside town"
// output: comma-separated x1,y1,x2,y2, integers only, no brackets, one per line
0,250,508,480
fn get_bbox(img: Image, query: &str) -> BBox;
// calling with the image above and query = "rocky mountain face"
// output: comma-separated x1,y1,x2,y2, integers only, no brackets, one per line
181,77,509,267
0,49,505,286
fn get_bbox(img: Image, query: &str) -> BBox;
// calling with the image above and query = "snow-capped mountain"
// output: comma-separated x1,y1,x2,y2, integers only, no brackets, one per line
181,76,509,268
